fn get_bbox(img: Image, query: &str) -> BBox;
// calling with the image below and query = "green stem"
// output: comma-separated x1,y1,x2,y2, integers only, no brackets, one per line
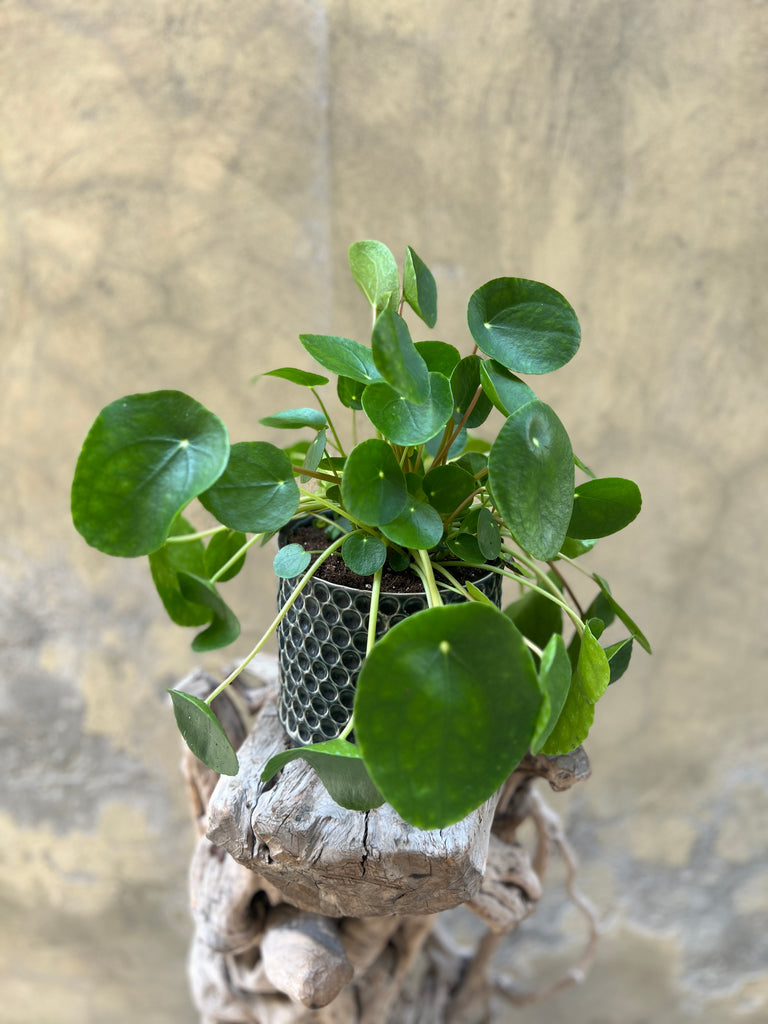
209,533,263,583
432,385,483,465
204,533,347,705
505,546,586,635
442,487,484,529
337,567,383,742
413,550,443,607
165,526,226,543
311,388,345,457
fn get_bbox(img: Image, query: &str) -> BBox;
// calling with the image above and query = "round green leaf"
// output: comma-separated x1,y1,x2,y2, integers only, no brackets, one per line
72,390,229,557
567,477,642,539
169,689,239,775
446,532,484,562
199,441,300,533
337,375,365,410
380,496,444,550
340,439,407,527
261,738,384,812
488,400,574,560
362,372,453,446
404,245,438,327
355,603,542,829
299,334,383,385
342,532,387,575
479,359,537,415
273,543,312,579
414,340,461,377
422,464,477,514
259,407,327,430
348,239,400,315
148,516,214,626
467,278,581,374
372,308,430,403
261,366,329,387
451,355,492,428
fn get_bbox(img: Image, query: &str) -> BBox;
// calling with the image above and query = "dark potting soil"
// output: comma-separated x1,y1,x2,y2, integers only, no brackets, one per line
286,524,492,594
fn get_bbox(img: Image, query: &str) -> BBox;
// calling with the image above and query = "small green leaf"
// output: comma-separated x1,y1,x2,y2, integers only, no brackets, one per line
199,441,300,534
403,246,437,327
380,496,444,550
337,375,365,410
372,308,430,403
467,278,581,374
422,464,477,514
148,516,214,627
476,508,501,560
261,366,329,387
342,532,387,576
177,573,240,652
451,355,493,428
388,548,411,572
465,580,497,607
273,543,312,579
204,529,247,582
72,391,229,557
558,537,598,558
488,401,574,560
169,689,239,775
300,334,383,385
415,340,460,377
349,240,400,315
355,603,542,829
301,428,327,479
568,477,642,539
362,372,453,446
261,738,385,812
574,454,597,478
605,637,634,684
531,634,571,754
479,360,537,415
341,439,408,527
259,407,327,430
593,574,652,654
446,532,484,562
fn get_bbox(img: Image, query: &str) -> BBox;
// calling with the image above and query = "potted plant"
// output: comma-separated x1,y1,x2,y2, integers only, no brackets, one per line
71,239,649,831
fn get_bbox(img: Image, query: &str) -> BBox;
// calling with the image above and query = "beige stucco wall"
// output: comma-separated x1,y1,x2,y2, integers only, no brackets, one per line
2,1,766,1020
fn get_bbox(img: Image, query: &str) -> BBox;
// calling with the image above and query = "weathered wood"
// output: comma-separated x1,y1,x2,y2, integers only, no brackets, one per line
183,659,594,1023
206,694,499,918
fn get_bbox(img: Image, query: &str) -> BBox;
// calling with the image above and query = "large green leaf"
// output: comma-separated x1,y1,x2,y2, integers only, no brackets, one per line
261,738,384,812
372,308,430,403
169,689,239,775
380,495,444,550
567,477,642,539
299,334,383,385
467,278,580,374
403,246,437,327
354,603,542,829
348,239,400,315
177,572,240,652
340,439,407,526
488,401,574,560
362,372,453,446
199,441,300,533
72,390,229,556
148,516,213,626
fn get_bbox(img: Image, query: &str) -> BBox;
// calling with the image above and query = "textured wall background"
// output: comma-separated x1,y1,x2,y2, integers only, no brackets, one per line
2,1,766,1021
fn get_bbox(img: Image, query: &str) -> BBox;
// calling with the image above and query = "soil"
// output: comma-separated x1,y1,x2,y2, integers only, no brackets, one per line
286,524,493,594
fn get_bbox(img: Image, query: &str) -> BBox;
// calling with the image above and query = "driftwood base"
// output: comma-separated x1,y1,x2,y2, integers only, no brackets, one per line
180,658,595,1023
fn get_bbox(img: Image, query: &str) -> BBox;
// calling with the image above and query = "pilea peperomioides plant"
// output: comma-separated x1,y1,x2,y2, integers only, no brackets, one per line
71,240,650,830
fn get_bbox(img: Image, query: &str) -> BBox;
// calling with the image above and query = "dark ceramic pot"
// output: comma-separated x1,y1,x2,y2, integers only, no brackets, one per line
276,540,502,746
